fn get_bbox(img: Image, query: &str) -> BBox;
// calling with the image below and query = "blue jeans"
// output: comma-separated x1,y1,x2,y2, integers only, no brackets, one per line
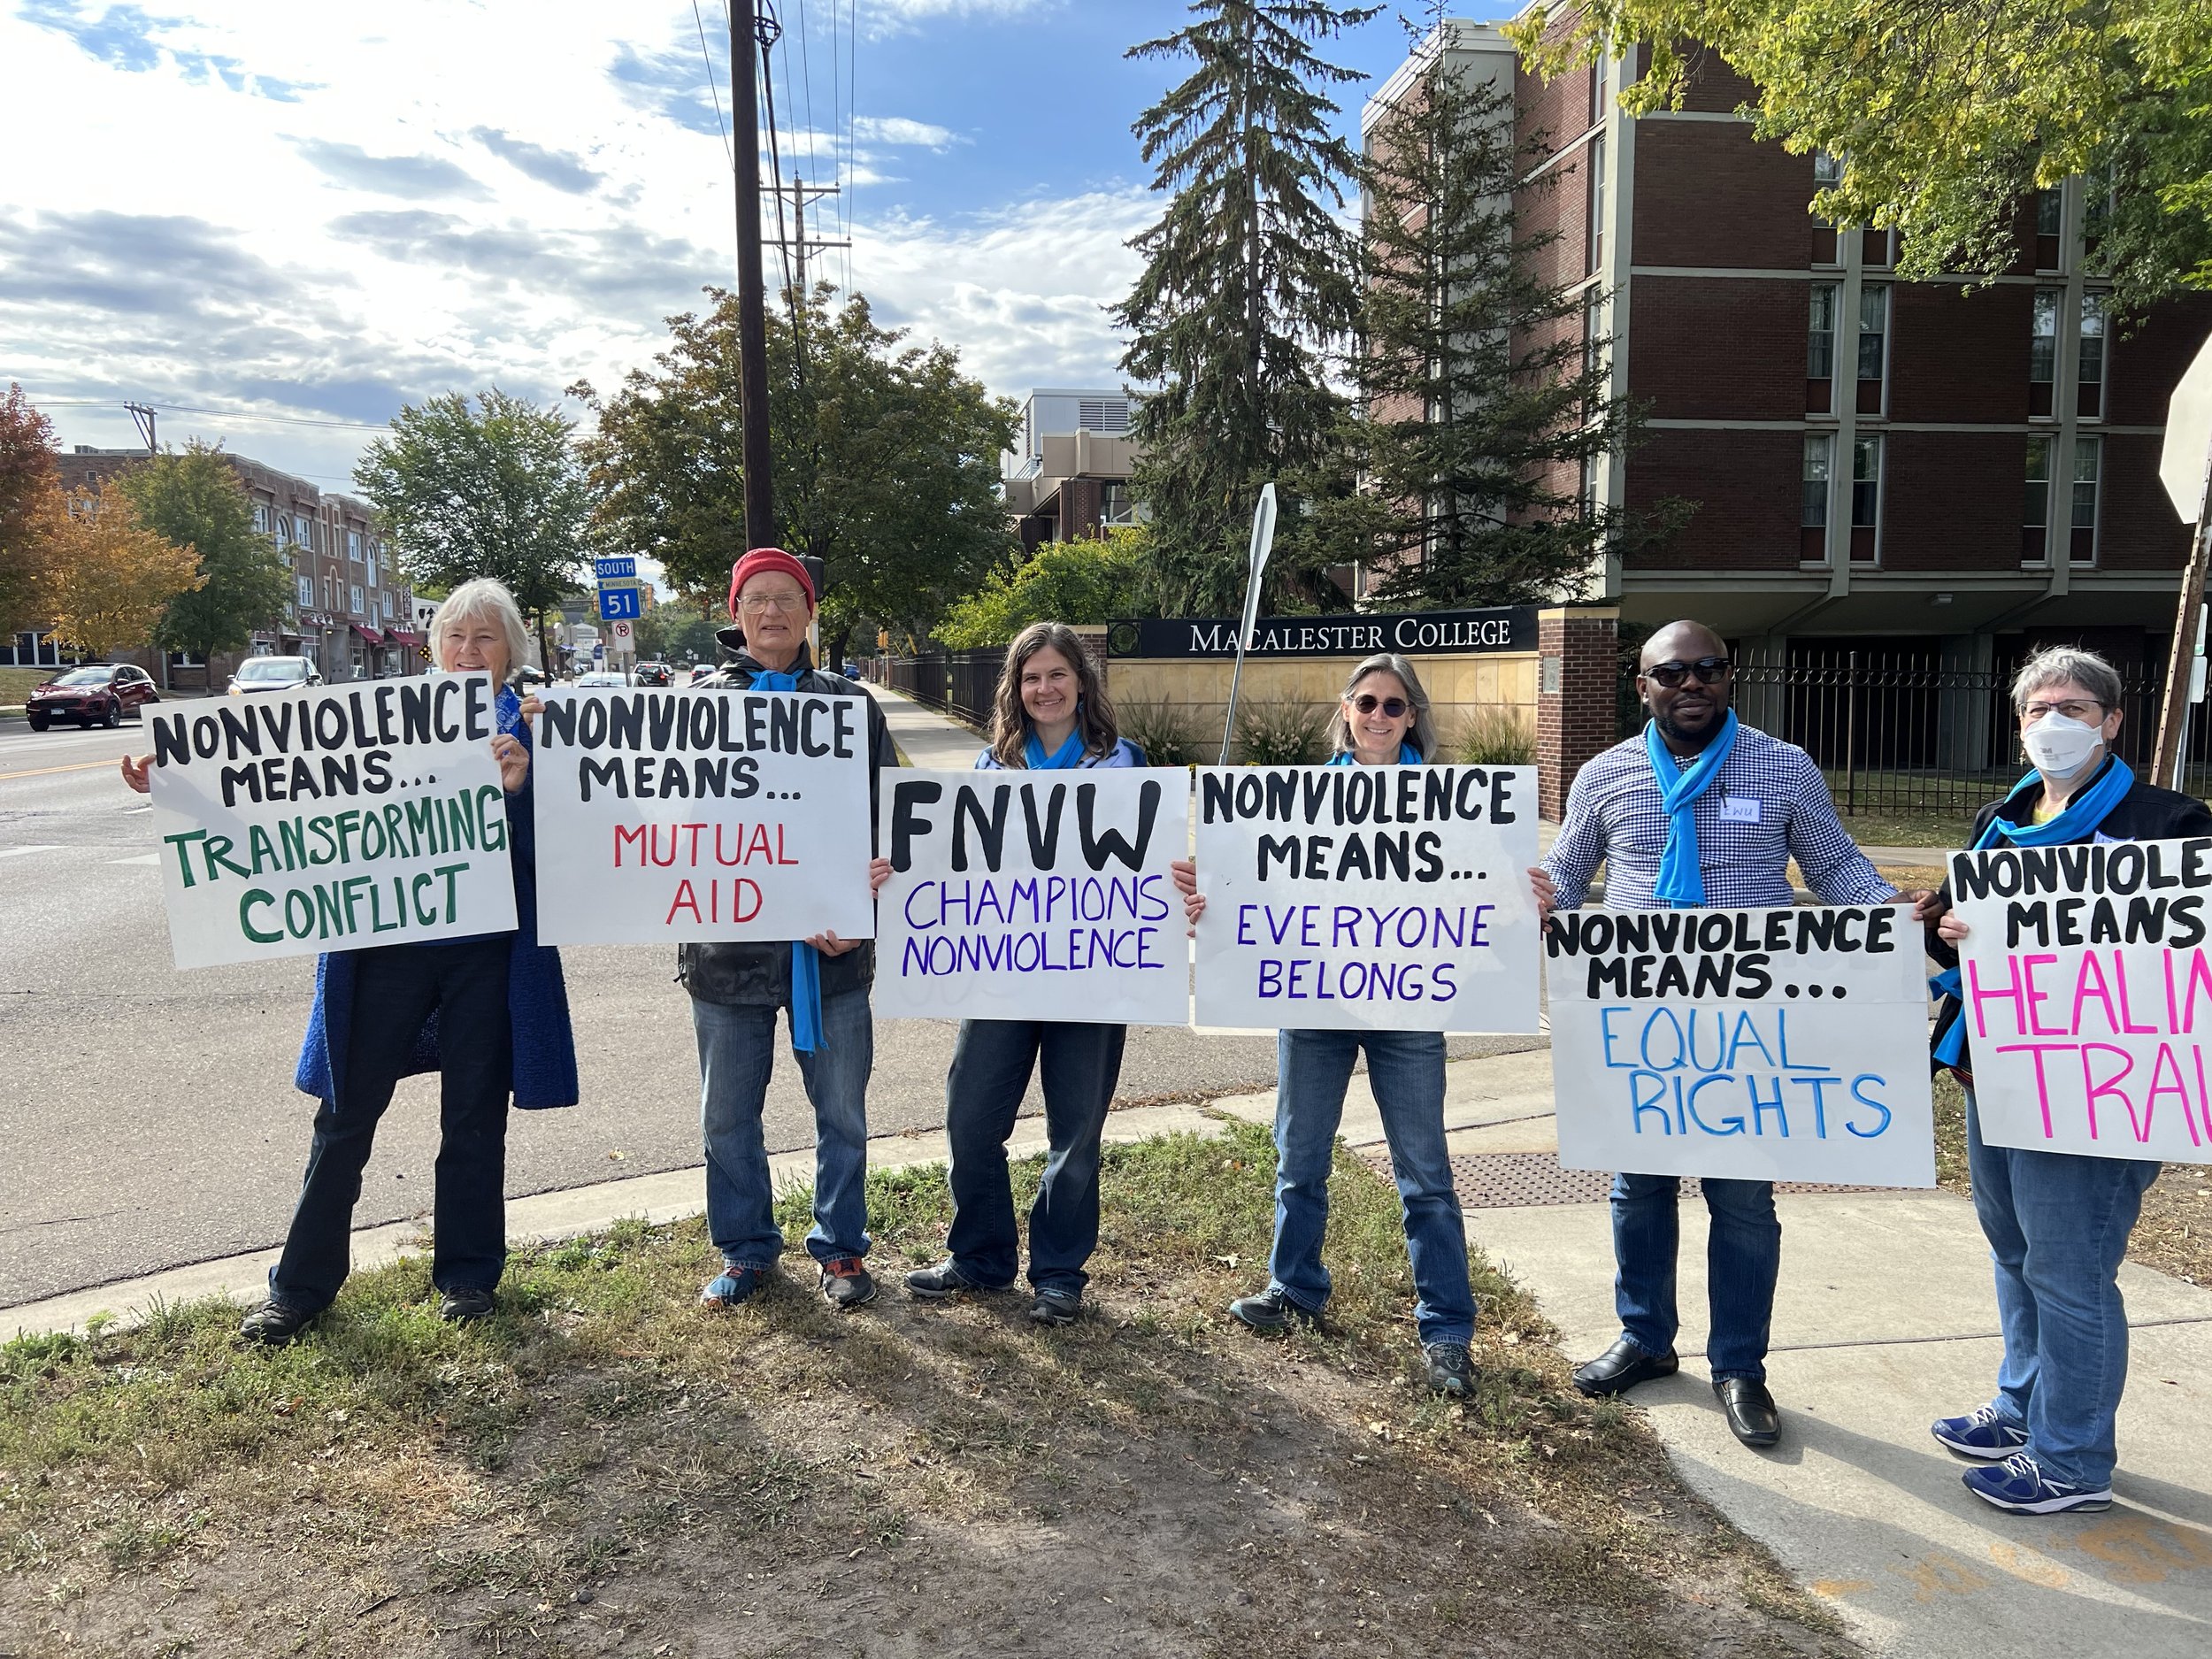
692,986,873,1270
944,1019,1125,1292
1966,1088,2158,1490
1269,1027,1475,1347
1610,1173,1780,1381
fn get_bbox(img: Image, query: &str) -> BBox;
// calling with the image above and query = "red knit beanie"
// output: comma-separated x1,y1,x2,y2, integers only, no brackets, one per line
727,547,817,618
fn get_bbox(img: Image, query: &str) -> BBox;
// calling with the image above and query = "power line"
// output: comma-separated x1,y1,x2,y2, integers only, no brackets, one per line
691,0,734,176
19,394,389,431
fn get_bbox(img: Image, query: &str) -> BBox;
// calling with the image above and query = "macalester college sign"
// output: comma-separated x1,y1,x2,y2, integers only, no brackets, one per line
1106,605,1536,660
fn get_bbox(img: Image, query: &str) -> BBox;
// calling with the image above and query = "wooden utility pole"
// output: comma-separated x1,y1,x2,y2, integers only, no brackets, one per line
731,3,776,551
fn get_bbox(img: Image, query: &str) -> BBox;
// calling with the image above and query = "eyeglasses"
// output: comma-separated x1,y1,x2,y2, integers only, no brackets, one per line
1350,694,1409,718
738,592,807,616
1646,657,1732,688
2022,699,2104,723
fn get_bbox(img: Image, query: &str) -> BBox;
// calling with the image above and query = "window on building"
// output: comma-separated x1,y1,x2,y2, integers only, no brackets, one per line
1850,435,1881,561
1587,54,1603,130
2030,288,2061,417
1811,150,1841,265
1801,434,1832,562
349,584,365,616
322,575,334,609
348,530,362,561
252,503,271,534
296,573,314,609
2071,435,2101,563
2034,187,2063,270
276,514,292,546
2077,292,2106,419
1855,285,1888,414
1808,284,1838,411
2024,436,2053,564
1586,134,1606,274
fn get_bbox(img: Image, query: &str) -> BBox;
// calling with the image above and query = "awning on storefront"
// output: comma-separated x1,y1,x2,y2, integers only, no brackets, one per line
349,624,382,643
385,628,420,646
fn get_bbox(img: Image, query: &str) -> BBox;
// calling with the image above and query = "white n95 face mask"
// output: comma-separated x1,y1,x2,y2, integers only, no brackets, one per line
2024,710,2103,778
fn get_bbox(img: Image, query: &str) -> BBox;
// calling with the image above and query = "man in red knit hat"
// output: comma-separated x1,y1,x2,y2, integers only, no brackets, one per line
679,548,897,1311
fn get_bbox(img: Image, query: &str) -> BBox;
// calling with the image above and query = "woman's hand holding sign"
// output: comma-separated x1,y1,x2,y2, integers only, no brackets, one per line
119,753,151,794
1171,857,1203,930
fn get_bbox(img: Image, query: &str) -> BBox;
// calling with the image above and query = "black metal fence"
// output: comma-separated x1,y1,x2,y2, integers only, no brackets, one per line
879,649,1000,730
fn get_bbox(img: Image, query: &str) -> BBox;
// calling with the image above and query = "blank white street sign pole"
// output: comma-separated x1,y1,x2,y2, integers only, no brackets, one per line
1219,482,1278,763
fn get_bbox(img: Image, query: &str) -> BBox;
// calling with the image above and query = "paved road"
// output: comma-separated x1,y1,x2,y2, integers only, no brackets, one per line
0,699,1535,1308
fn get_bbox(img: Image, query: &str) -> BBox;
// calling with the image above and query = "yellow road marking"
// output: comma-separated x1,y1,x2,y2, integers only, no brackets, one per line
0,758,122,783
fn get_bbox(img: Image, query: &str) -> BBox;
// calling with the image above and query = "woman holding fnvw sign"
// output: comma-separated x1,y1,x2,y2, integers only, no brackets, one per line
121,580,577,1344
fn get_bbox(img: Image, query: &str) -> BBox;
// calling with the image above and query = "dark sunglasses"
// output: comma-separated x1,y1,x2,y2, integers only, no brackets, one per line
1646,657,1732,688
1351,693,1409,718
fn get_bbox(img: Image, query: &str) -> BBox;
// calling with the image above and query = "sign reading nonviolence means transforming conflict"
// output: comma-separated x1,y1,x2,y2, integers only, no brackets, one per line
1548,904,1935,1186
146,674,518,970
1192,764,1541,1033
529,687,873,947
874,769,1189,1025
1951,836,2212,1161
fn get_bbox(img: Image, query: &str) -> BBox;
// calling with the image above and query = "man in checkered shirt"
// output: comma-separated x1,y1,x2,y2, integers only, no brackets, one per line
1536,619,1901,1450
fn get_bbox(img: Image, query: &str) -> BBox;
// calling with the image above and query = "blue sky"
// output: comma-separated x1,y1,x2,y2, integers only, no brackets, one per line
0,1,1513,484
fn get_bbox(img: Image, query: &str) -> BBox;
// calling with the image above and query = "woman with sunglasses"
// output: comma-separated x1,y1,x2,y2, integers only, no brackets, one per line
1171,652,1483,1397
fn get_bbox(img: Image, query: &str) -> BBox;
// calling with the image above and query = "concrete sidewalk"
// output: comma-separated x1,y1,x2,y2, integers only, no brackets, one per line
869,684,983,769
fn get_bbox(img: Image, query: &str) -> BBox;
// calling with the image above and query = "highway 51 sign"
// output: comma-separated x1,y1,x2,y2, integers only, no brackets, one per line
597,584,641,621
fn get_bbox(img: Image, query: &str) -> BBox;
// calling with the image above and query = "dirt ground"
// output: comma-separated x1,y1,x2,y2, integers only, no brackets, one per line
1,1126,1853,1659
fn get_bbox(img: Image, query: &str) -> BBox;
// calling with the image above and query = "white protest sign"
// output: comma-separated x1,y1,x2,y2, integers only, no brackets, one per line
1548,904,1935,1186
1192,764,1540,1033
875,768,1189,1025
530,686,873,945
1950,836,2212,1160
147,675,518,969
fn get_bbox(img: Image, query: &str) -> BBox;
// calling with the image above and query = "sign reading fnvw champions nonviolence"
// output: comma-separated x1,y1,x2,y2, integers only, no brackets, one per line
1548,904,1935,1186
529,687,872,946
875,769,1188,1025
1193,764,1541,1033
147,675,518,969
1951,836,2212,1161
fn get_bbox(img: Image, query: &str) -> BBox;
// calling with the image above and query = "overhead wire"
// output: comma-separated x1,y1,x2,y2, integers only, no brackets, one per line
691,0,734,175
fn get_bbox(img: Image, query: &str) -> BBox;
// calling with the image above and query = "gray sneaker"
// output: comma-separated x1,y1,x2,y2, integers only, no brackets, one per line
1028,1286,1081,1326
1424,1341,1476,1397
903,1258,1010,1300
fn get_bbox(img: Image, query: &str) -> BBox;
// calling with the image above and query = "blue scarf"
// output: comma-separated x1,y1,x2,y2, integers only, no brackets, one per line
1024,727,1088,769
750,666,822,1053
1932,755,2135,1067
1328,743,1421,766
1647,710,1738,908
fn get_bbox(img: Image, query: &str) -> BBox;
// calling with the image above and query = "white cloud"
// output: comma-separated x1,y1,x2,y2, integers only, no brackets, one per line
851,114,961,150
860,0,1060,39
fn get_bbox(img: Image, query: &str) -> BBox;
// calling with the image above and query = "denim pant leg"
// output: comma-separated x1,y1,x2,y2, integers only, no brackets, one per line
944,1019,1041,1287
1701,1179,1780,1382
1270,1028,1359,1315
693,997,785,1270
1026,1022,1127,1293
1609,1171,1682,1358
427,937,516,1296
1965,1091,2038,1428
271,944,442,1312
1366,1029,1474,1347
792,986,874,1263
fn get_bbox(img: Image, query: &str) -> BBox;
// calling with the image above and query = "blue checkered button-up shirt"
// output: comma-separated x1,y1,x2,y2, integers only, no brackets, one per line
1543,722,1895,911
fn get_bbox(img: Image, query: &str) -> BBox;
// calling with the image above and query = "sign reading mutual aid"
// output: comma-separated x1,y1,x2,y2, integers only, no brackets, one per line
874,769,1189,1025
147,674,518,970
1950,835,2212,1161
530,687,873,945
1548,903,1935,1186
1192,764,1541,1033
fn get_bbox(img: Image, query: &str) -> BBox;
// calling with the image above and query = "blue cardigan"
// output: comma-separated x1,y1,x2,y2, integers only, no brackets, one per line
294,687,580,1110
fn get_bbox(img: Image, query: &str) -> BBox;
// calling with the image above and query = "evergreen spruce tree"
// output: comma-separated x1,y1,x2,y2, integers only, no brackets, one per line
1331,58,1684,606
1116,0,1380,617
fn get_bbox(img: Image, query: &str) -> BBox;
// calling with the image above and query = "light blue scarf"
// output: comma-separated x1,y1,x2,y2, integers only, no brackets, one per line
1024,727,1088,769
1647,710,1738,908
1328,743,1421,766
750,667,822,1053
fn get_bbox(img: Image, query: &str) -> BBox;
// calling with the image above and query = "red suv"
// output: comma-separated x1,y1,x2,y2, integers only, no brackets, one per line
25,664,161,730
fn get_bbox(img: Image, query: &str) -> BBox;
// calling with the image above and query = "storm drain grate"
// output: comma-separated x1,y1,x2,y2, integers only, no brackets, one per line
1357,1150,1909,1210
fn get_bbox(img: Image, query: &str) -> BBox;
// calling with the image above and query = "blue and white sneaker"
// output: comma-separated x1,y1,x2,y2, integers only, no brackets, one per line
1930,1403,2030,1461
1962,1453,2113,1515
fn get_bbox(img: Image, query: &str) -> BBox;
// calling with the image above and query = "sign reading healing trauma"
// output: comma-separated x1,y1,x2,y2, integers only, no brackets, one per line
1548,903,1935,1186
146,675,518,969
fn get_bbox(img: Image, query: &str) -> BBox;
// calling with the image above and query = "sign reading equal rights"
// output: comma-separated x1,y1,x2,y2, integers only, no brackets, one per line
1192,764,1541,1033
1950,836,2212,1160
531,687,873,946
1548,903,1935,1185
147,674,518,969
875,769,1188,1025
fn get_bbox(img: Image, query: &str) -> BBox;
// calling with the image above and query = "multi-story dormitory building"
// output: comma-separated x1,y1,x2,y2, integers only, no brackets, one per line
38,448,420,687
1366,19,2212,713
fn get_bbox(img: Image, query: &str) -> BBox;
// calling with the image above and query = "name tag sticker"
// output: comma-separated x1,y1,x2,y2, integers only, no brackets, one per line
1718,796,1763,825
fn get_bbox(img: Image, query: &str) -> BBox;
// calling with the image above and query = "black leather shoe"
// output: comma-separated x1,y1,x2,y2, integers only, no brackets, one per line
1714,1377,1781,1448
440,1287,497,1324
1227,1287,1319,1334
1571,1336,1679,1397
238,1300,316,1347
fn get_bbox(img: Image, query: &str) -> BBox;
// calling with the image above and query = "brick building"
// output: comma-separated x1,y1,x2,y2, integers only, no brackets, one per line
41,448,419,687
1367,19,2212,685
1001,389,1142,553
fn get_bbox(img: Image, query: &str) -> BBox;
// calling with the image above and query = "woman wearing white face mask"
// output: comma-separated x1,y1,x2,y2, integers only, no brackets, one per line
1918,646,2212,1516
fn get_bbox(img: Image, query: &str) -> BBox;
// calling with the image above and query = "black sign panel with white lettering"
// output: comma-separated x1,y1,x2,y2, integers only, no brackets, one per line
1105,607,1536,659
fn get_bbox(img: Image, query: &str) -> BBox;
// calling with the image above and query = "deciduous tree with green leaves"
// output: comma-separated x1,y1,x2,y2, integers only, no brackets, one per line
42,485,204,660
936,527,1152,649
112,444,290,661
1117,0,1381,616
0,385,58,634
1513,0,2212,310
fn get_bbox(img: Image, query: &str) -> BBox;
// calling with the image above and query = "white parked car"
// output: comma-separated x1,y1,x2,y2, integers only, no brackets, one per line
574,671,629,688
229,656,322,695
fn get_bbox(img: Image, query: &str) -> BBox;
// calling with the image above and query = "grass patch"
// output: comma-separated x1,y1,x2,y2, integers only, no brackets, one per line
1,1125,1851,1657
0,665,57,707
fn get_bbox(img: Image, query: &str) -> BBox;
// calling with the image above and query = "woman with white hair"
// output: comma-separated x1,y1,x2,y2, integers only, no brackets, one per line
120,578,578,1344
1923,644,2212,1513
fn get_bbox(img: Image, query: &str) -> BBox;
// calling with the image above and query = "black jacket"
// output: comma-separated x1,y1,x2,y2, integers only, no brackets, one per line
1927,760,2212,1070
675,631,898,1007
